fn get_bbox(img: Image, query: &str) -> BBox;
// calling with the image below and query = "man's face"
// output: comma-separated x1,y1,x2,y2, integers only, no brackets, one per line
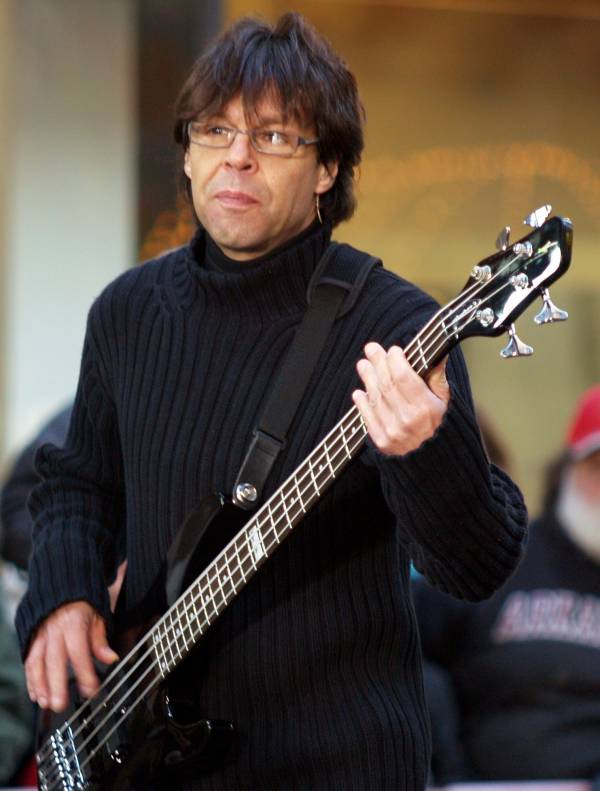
184,95,337,261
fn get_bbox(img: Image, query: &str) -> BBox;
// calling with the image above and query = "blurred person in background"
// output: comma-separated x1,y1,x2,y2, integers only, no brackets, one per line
415,384,600,782
0,404,73,573
16,13,527,791
0,404,73,628
419,406,514,786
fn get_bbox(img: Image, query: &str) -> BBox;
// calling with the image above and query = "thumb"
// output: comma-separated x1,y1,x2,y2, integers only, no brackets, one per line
427,356,450,403
90,616,119,665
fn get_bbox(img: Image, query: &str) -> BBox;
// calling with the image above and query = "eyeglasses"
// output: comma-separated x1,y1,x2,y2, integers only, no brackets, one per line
187,121,319,157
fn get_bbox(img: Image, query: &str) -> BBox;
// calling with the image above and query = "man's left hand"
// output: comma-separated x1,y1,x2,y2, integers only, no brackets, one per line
352,342,450,457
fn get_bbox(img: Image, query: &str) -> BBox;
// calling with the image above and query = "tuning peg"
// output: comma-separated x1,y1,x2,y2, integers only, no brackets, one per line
523,204,552,229
496,226,511,251
500,324,534,358
534,288,568,325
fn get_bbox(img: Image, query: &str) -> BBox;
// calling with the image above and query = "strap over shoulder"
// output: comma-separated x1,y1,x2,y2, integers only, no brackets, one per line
306,241,381,318
232,241,381,511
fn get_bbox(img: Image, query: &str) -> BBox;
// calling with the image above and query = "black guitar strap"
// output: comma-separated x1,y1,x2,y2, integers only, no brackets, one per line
159,241,380,608
231,241,380,511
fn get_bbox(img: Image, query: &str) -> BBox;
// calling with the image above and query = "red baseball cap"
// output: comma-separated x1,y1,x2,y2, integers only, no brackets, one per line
566,384,600,460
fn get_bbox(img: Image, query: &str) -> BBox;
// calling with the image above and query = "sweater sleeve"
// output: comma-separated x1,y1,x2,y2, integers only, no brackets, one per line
15,306,125,658
363,339,527,602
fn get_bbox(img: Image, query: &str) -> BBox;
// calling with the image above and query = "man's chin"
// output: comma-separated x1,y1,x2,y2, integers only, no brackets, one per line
211,233,272,262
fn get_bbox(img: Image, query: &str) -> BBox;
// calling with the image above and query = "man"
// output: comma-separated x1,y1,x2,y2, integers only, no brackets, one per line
17,13,527,790
415,384,600,781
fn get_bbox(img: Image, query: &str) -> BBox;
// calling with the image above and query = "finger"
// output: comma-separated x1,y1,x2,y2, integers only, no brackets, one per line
44,629,69,712
352,388,388,449
63,621,103,699
426,356,450,403
363,343,393,393
386,345,423,397
356,358,381,408
90,616,119,666
24,633,49,708
108,559,128,613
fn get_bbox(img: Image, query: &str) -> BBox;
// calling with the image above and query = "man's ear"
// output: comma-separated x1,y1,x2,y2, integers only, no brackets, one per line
315,161,339,195
183,148,192,180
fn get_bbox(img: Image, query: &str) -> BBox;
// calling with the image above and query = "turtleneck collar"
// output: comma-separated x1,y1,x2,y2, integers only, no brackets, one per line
182,220,333,319
204,220,325,274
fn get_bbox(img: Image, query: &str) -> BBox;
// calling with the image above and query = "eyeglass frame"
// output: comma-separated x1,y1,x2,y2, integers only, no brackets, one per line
186,121,319,158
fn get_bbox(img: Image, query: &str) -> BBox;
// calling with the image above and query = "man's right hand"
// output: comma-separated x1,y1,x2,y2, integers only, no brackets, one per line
24,600,119,713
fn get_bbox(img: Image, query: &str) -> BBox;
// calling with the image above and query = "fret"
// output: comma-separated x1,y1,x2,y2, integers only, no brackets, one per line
246,528,259,570
222,550,235,597
181,592,195,646
294,475,306,512
324,440,336,478
168,610,182,661
281,492,293,530
340,422,352,460
308,456,320,496
197,584,212,633
203,577,220,619
188,581,200,636
249,523,267,563
197,588,210,633
165,617,177,671
157,619,172,674
152,625,168,678
217,562,231,605
267,500,280,544
233,536,247,584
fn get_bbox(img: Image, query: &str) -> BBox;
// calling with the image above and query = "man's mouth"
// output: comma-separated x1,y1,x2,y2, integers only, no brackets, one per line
215,190,260,208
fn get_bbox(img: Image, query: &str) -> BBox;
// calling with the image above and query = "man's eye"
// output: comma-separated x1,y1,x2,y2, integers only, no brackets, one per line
257,130,291,146
204,125,230,137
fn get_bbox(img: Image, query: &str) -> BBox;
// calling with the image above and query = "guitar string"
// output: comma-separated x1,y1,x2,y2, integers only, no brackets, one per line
38,254,526,787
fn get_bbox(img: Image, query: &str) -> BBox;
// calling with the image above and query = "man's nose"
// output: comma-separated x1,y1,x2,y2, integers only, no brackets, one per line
225,130,256,170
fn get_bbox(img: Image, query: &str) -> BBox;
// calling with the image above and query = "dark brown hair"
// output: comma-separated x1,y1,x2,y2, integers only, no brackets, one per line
173,12,364,227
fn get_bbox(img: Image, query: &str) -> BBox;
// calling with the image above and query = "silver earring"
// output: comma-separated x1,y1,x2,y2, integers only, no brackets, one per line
315,194,323,224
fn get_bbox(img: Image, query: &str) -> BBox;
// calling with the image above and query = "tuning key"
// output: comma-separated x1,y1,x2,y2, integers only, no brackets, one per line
496,226,511,251
534,288,568,325
524,204,552,229
500,324,534,358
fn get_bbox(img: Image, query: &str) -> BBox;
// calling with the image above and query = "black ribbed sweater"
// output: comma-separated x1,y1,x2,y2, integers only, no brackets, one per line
17,222,527,790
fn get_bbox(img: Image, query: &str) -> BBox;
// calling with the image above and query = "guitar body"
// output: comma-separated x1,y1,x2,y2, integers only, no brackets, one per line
38,679,236,789
37,494,244,791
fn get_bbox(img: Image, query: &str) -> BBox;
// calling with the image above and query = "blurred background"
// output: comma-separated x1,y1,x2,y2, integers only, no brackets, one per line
0,0,599,512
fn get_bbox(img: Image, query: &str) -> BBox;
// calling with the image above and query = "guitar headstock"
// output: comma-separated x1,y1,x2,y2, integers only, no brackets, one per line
442,207,572,358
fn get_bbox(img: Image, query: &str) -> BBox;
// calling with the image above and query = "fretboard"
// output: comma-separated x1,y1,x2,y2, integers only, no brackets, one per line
150,402,368,677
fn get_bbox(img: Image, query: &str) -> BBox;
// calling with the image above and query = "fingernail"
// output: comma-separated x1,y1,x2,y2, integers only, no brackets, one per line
38,696,48,708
